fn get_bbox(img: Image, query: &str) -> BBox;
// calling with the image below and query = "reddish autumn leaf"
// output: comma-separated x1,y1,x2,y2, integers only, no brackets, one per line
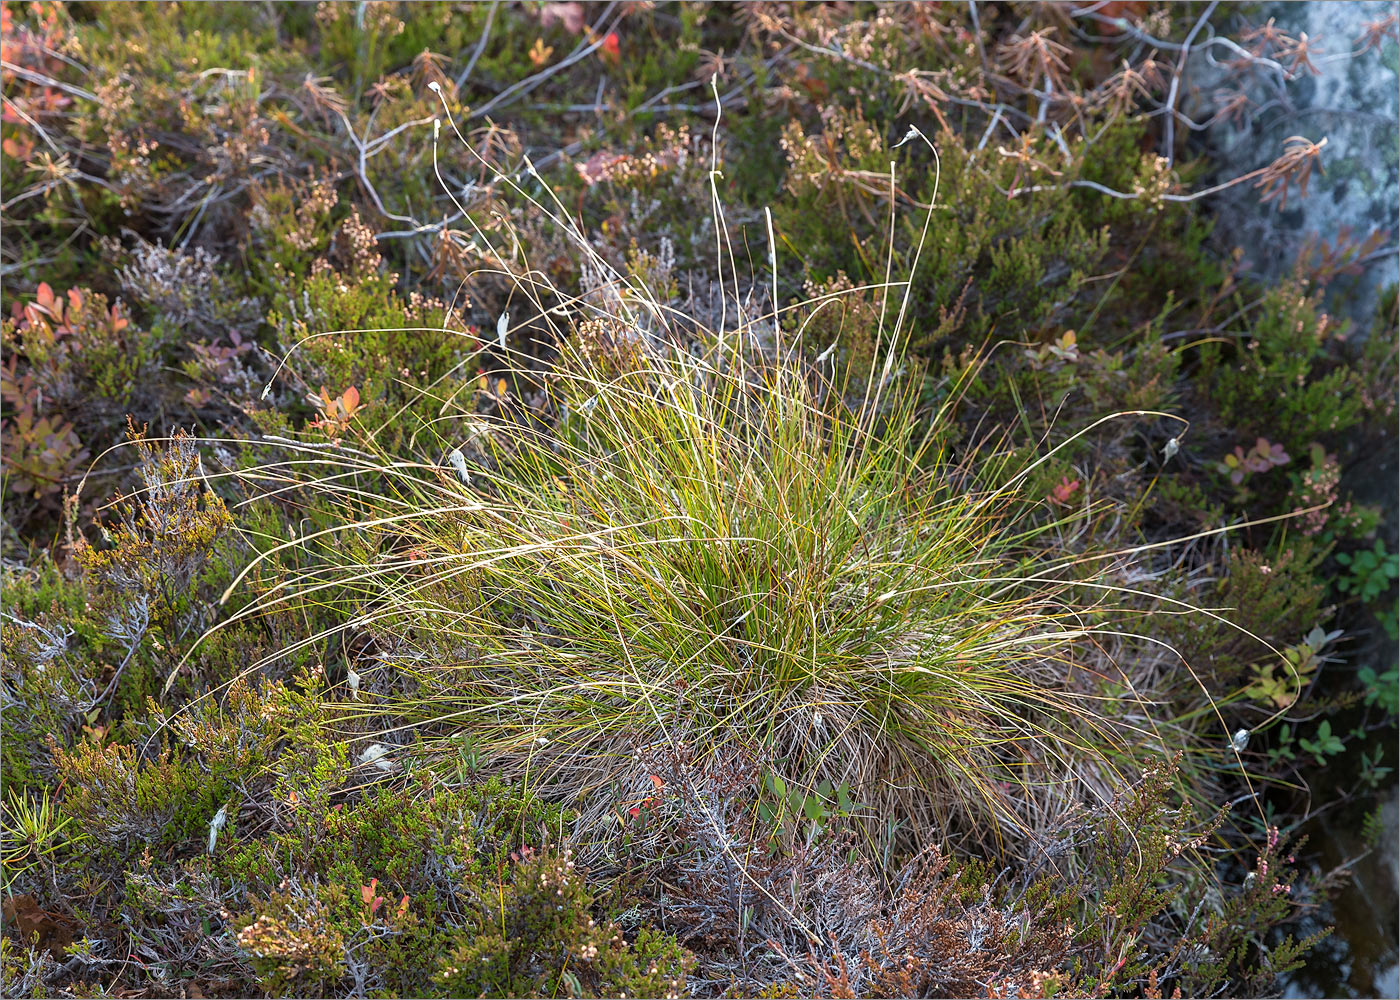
2,134,34,160
599,31,620,65
1049,477,1080,506
361,878,384,916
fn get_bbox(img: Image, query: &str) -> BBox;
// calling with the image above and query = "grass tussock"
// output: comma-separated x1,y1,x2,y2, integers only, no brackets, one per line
211,115,1229,864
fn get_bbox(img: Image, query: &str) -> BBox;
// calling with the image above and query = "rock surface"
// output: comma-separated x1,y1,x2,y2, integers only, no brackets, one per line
1184,1,1399,330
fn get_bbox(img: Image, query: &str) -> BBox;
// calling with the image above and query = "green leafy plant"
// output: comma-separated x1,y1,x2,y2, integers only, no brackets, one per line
1296,720,1345,768
760,773,865,852
1245,625,1341,709
1335,538,1399,604
1357,664,1399,716
1356,745,1393,791
1264,723,1298,768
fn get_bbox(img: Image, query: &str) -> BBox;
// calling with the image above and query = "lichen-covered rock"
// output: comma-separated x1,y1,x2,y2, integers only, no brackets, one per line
1185,1,1399,329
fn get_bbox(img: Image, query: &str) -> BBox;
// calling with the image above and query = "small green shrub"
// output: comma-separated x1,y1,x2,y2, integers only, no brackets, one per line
216,780,682,997
1295,720,1346,768
434,847,692,1000
48,736,223,857
1358,664,1400,716
1200,281,1368,453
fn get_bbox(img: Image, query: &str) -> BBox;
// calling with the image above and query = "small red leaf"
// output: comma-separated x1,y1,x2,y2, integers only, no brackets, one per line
599,32,620,64
1049,476,1080,506
361,878,384,916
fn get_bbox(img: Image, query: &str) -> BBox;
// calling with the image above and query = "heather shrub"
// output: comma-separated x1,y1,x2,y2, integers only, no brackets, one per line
260,207,479,453
646,751,1319,997
47,737,222,857
1199,280,1370,453
0,596,97,787
119,775,685,998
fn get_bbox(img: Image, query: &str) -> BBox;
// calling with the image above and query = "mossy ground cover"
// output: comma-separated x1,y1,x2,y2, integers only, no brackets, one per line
1,3,1396,997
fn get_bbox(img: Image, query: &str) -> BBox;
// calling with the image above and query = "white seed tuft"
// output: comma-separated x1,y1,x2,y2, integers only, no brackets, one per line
359,743,396,772
893,125,924,148
448,448,470,485
207,803,228,854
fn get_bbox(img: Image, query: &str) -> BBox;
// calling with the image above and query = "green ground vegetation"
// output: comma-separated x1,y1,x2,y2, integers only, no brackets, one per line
1,2,1396,997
